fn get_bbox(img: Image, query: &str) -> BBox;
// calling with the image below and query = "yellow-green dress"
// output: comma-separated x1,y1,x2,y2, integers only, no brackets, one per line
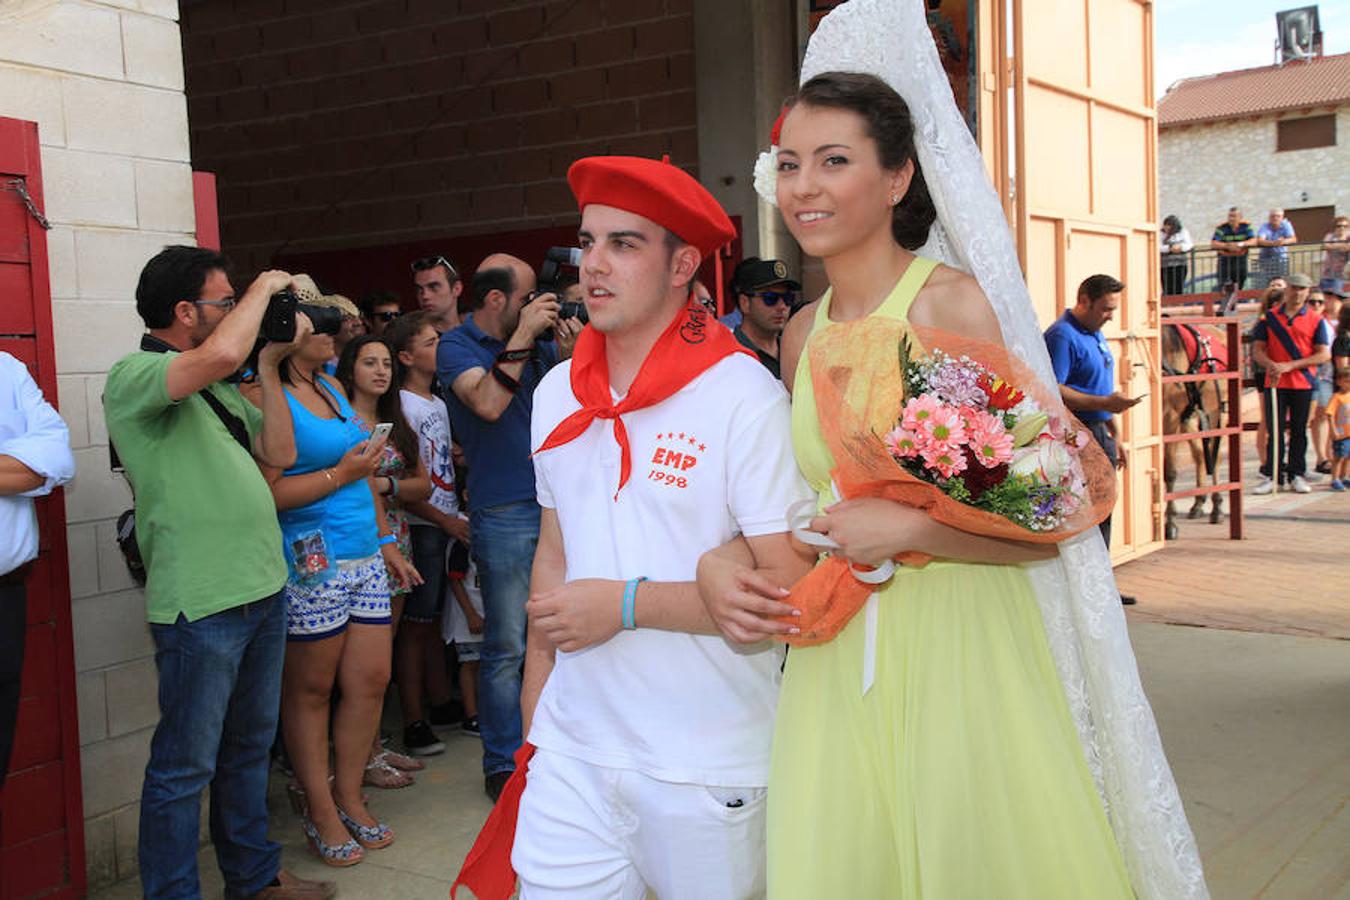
767,257,1135,899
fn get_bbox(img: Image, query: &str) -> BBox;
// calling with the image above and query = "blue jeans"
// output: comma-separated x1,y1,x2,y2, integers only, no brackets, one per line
139,593,285,899
1086,421,1117,549
470,500,540,776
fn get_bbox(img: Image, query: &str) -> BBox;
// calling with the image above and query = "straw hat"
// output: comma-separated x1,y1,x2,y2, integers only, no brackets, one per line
289,274,360,317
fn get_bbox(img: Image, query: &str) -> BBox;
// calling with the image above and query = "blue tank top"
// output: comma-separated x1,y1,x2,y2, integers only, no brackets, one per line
277,378,379,561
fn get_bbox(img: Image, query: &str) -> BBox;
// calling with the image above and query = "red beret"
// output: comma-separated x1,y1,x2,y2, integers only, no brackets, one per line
567,156,736,258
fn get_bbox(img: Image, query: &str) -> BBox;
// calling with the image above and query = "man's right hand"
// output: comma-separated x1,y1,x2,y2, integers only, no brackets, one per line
1102,391,1142,414
513,294,560,344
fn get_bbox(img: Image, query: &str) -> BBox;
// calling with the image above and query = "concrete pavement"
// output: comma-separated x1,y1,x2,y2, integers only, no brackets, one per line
90,616,1350,899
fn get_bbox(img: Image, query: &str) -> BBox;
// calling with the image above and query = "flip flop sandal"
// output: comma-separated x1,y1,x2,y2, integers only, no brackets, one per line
363,756,414,789
378,749,425,772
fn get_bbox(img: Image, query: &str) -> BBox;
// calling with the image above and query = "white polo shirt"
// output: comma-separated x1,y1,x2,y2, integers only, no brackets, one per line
528,352,811,787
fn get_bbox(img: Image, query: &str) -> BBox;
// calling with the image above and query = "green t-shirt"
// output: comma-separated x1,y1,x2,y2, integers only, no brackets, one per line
104,351,287,623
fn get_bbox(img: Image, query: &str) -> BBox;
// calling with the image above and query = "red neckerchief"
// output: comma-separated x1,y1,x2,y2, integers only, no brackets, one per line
451,743,534,900
535,300,752,498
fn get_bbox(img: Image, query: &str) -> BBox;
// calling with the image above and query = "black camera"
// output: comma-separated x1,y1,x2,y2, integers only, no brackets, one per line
535,246,587,324
260,289,344,342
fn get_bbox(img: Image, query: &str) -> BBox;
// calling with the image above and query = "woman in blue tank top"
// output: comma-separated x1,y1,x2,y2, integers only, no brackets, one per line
250,323,418,866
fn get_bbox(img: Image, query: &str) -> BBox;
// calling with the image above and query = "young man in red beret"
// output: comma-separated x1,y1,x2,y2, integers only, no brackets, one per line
504,157,814,898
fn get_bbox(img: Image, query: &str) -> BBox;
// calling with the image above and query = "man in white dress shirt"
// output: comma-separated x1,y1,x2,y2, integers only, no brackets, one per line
0,352,75,788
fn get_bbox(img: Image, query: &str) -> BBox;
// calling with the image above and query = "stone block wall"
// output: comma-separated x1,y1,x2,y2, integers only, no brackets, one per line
0,0,196,889
1159,108,1350,241
181,0,699,275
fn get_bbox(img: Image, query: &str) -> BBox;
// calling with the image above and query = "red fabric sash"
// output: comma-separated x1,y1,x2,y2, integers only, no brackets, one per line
535,300,752,497
450,742,535,900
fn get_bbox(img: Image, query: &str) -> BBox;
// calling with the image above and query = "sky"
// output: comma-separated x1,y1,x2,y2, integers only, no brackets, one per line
1155,1,1350,97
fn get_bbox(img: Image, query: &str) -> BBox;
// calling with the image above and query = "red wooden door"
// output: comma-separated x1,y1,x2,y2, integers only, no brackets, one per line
0,116,85,899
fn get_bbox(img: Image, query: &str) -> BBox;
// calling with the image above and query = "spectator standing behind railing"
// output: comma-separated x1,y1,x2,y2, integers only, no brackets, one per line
1212,207,1255,289
1255,208,1297,289
1,353,74,796
1160,215,1193,295
1321,216,1350,297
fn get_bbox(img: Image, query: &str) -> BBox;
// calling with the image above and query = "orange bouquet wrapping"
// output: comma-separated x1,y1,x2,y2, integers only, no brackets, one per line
781,317,1117,646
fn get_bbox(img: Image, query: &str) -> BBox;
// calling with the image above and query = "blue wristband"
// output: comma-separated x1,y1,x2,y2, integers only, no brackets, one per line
621,576,648,631
378,534,397,547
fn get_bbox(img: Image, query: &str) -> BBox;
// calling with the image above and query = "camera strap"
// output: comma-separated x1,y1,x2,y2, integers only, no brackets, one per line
108,335,252,473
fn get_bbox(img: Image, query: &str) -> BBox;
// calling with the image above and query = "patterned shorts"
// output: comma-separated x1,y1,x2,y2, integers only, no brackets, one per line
284,554,392,641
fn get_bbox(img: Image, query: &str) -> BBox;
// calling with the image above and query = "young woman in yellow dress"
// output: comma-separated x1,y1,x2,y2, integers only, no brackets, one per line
703,71,1135,899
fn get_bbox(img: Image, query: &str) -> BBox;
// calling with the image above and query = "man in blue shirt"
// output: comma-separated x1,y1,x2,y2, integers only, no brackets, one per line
1255,207,1297,289
1044,274,1142,602
437,253,579,800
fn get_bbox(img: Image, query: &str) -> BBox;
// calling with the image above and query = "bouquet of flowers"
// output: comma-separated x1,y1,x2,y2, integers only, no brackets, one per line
782,317,1115,646
883,339,1092,532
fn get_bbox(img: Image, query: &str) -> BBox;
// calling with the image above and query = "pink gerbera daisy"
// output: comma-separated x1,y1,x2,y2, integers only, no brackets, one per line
901,395,941,432
884,425,921,459
922,404,967,447
920,442,968,478
969,424,1015,468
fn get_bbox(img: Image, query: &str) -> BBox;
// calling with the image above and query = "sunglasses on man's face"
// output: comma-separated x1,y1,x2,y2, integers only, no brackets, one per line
753,291,797,307
410,255,457,279
374,310,402,322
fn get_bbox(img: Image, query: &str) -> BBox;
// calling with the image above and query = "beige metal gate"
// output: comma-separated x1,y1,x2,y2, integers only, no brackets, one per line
980,0,1163,562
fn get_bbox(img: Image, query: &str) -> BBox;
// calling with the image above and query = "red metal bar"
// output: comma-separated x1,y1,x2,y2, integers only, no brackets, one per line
1163,371,1242,385
1161,426,1245,442
1165,481,1243,502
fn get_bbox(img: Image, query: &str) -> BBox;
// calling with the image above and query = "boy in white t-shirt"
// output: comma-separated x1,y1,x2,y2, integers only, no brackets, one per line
496,157,814,900
384,312,471,757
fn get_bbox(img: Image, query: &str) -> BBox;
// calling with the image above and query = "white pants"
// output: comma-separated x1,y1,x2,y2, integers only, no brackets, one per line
512,748,767,899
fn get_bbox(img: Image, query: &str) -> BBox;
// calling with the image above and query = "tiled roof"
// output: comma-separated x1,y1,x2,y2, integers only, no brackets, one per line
1158,51,1350,127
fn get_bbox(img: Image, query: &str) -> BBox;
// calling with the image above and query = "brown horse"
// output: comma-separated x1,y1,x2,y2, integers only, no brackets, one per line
1161,321,1227,539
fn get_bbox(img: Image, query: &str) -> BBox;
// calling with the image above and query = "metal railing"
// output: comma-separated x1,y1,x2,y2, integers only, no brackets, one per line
1161,240,1338,295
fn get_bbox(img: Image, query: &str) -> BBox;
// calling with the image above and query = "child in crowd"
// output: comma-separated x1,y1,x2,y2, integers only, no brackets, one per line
445,540,483,735
383,312,471,756
1327,368,1350,491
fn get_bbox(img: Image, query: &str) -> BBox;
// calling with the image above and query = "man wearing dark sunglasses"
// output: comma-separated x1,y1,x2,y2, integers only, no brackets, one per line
412,255,463,334
360,288,404,337
729,257,800,380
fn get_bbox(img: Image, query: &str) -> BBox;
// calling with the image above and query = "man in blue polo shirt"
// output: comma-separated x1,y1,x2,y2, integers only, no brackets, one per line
1250,272,1332,494
1255,208,1298,289
1044,274,1142,601
437,253,576,801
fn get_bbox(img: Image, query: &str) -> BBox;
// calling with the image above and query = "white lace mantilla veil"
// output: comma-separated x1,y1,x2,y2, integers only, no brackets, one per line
768,1,1210,897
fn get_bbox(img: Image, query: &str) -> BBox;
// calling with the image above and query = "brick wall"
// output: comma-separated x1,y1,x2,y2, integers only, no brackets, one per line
0,0,198,890
181,0,699,276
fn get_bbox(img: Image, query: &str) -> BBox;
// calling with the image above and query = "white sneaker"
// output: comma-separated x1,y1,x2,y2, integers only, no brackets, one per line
1252,477,1274,495
1292,475,1311,494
